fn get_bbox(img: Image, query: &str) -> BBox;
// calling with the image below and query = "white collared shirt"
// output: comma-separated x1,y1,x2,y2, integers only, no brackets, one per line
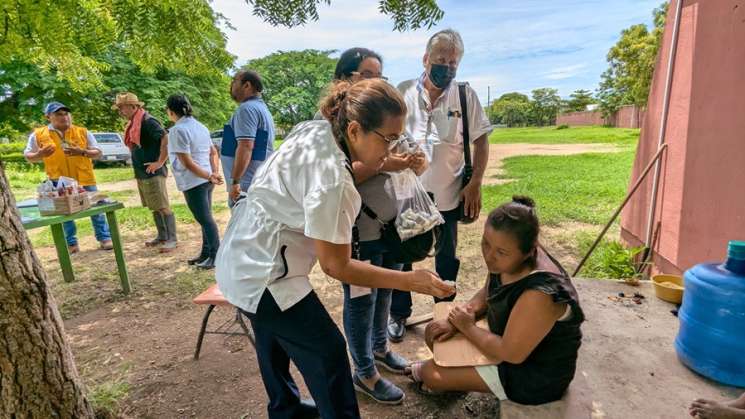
215,120,361,313
167,116,212,192
397,75,493,211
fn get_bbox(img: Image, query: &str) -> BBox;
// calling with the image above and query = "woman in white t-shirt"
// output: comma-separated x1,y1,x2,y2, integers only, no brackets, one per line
216,79,454,419
165,94,223,269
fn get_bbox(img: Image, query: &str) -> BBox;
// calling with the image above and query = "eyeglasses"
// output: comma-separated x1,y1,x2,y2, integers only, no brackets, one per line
351,71,388,81
372,130,403,150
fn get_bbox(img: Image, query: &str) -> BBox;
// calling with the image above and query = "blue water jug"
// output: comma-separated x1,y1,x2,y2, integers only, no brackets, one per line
675,240,745,387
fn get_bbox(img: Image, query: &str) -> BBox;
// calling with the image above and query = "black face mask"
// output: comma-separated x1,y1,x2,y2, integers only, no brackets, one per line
428,63,457,89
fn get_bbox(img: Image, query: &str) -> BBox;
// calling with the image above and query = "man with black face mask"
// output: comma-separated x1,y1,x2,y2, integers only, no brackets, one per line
389,29,493,342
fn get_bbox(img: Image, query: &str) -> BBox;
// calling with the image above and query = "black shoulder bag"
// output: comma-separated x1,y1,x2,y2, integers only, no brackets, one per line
359,201,437,264
457,82,477,224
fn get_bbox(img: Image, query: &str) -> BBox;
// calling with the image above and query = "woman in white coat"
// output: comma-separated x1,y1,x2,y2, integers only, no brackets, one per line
216,79,454,419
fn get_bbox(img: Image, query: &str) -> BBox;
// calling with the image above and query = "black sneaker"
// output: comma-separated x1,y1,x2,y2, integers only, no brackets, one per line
387,317,407,343
195,257,215,270
188,255,207,265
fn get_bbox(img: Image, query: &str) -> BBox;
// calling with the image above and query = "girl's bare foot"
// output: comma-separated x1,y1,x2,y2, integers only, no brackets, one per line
689,399,745,419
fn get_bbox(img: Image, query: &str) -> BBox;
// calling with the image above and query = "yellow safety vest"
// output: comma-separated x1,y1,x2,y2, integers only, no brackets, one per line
34,125,96,186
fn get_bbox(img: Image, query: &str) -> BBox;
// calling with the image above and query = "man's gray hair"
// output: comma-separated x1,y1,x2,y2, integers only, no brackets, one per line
425,29,464,59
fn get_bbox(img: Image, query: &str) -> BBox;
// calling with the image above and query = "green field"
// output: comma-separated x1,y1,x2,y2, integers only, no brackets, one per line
482,151,635,226
4,162,133,201
4,125,641,278
489,125,640,146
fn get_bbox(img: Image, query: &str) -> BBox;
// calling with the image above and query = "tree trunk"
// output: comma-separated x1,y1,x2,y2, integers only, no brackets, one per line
0,161,94,418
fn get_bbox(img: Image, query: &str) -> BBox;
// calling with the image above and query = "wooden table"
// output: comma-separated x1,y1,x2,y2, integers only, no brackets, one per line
19,202,131,294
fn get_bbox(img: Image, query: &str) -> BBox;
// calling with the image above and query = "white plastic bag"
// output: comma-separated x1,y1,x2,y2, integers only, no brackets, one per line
390,169,443,241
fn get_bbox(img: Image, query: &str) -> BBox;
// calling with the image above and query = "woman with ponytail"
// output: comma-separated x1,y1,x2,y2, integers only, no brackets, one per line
407,196,585,406
216,79,455,418
165,94,223,269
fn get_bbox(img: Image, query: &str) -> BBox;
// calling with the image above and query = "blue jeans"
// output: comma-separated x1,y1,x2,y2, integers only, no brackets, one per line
342,239,402,379
62,185,111,246
390,207,460,319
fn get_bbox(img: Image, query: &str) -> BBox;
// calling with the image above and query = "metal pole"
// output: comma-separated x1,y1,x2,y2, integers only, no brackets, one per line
644,0,684,248
574,145,668,277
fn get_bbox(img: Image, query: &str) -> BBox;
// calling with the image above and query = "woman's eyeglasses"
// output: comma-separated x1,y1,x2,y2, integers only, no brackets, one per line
351,71,388,81
372,130,403,150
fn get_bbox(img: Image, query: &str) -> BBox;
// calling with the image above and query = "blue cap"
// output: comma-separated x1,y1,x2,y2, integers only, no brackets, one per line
44,102,71,115
728,240,745,260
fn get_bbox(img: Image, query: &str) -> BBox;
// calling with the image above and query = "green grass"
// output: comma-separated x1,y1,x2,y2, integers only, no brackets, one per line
29,202,229,247
489,126,640,146
4,162,134,201
577,233,644,280
482,150,635,226
91,166,133,184
89,379,130,417
4,163,49,200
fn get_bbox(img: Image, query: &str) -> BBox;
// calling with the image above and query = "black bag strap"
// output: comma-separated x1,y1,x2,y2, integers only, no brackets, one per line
360,202,386,226
458,83,472,170
338,139,362,259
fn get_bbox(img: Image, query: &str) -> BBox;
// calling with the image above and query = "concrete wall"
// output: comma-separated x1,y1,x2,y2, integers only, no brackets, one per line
556,111,607,127
613,105,646,129
621,0,745,274
556,105,644,128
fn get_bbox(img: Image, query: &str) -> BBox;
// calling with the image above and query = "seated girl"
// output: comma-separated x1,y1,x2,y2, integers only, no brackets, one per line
407,196,585,405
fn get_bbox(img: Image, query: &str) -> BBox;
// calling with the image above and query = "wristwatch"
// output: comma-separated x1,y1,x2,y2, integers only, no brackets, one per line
231,179,241,186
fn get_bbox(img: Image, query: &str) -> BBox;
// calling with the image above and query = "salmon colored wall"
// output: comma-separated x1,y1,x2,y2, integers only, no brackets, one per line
621,0,745,273
556,111,607,126
614,106,646,129
555,106,644,128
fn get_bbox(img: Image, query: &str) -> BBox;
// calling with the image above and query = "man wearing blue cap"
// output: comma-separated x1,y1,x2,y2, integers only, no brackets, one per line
24,102,113,253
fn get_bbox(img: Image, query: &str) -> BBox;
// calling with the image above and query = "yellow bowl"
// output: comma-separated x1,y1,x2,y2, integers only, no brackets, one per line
652,274,684,304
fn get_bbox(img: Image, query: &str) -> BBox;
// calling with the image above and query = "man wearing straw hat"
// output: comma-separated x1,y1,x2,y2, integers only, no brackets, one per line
24,101,114,253
113,92,177,252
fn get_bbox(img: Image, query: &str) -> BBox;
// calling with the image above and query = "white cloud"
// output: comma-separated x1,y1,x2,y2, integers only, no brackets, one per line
211,0,663,100
543,63,588,80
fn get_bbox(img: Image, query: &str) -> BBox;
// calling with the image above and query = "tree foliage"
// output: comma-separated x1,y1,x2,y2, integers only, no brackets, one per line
248,0,443,31
0,50,234,135
530,88,563,126
489,92,531,127
0,0,235,91
565,89,596,112
597,2,668,117
246,50,337,131
489,89,567,127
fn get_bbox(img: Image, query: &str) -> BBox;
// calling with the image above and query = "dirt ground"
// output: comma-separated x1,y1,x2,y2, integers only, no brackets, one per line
26,143,741,418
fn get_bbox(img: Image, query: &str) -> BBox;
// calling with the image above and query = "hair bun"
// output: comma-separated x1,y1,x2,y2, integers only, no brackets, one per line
512,195,535,208
320,80,353,122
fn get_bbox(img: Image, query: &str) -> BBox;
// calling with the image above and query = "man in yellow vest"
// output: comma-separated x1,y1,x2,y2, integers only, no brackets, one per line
24,102,114,253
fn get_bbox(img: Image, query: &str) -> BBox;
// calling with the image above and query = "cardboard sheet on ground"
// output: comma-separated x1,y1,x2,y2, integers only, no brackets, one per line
433,302,500,367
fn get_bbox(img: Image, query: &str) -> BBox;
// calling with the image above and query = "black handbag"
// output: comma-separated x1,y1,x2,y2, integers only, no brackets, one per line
359,202,438,264
457,82,477,224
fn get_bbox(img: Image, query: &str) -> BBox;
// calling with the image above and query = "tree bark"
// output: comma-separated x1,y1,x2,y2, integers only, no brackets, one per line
0,161,94,418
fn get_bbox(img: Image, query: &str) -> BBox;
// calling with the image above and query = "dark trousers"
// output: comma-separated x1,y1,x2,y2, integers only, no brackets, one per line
183,182,220,258
244,291,361,419
390,207,460,319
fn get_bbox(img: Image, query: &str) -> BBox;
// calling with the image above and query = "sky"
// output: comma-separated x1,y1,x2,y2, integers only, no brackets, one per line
211,0,663,104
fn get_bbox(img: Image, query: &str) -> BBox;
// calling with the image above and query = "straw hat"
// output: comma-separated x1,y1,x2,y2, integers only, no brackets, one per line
112,92,144,109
